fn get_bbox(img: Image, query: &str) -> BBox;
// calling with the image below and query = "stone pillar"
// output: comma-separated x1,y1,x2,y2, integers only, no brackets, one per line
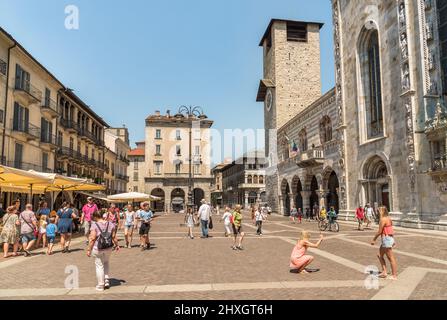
302,191,311,210
244,191,249,208
320,189,327,209
288,193,294,210
278,195,284,216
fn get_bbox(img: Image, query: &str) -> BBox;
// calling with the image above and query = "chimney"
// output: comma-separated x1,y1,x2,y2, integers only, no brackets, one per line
167,110,171,117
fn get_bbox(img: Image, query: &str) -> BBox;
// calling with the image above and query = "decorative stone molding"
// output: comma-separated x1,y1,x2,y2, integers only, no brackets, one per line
332,0,347,210
425,101,447,135
397,0,417,203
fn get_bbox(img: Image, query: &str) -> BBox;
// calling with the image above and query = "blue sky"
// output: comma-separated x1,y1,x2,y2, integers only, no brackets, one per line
0,0,334,164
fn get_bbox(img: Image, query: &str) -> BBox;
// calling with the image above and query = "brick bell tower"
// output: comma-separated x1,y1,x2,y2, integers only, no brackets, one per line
256,19,323,213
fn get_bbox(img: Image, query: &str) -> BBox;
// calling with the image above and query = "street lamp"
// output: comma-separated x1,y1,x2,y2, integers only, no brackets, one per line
175,106,207,211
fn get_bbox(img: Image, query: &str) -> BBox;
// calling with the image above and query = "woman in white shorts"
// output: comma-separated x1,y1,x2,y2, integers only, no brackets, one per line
124,204,137,248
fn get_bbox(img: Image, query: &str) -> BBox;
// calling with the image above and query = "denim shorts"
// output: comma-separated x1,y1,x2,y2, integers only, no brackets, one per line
47,236,56,244
21,232,36,243
381,236,395,248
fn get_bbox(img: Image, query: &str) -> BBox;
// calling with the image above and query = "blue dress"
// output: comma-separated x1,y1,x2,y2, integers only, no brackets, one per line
57,208,74,234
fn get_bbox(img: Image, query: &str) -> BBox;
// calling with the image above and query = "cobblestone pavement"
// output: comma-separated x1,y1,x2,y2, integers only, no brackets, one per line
0,212,446,300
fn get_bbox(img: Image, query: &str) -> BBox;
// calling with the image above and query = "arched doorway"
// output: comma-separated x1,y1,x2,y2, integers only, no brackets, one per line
260,191,267,203
193,188,205,209
171,188,185,213
151,188,165,212
248,191,258,205
309,176,319,211
326,171,339,213
293,176,303,211
362,156,392,211
281,179,291,216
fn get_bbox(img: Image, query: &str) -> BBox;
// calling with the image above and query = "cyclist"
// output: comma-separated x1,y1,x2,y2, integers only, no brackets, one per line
319,207,327,221
327,207,337,229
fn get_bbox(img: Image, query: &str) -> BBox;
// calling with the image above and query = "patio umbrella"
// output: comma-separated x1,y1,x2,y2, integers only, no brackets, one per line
0,165,55,200
26,171,105,192
107,192,161,203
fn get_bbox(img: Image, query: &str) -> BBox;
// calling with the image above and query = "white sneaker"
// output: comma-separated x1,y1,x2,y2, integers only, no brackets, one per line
95,285,104,292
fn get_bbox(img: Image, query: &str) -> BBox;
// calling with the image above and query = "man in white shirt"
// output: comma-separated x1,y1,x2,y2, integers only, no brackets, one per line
197,199,211,238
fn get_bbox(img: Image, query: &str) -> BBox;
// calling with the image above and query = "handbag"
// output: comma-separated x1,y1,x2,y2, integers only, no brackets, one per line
208,216,213,230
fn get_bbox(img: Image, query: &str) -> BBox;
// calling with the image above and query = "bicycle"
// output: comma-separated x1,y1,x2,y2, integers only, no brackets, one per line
318,217,339,232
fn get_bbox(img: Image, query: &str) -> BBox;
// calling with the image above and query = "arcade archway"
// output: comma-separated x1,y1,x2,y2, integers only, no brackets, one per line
151,188,165,212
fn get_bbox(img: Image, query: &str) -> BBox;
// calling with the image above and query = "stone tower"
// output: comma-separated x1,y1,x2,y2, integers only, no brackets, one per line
257,19,323,162
256,19,323,212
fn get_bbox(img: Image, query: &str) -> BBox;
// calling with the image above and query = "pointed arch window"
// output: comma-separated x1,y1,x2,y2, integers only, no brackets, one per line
359,27,384,140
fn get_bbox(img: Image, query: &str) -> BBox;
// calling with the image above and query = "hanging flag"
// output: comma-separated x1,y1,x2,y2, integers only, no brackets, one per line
290,140,299,157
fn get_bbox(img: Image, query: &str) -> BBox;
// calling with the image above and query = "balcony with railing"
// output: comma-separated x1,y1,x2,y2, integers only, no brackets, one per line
118,155,130,164
4,160,53,173
12,120,40,141
41,97,59,119
116,173,129,182
14,78,42,105
59,118,78,133
296,147,325,168
40,132,58,150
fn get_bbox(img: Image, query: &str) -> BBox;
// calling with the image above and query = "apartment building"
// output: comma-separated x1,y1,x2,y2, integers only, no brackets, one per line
128,141,145,193
104,127,130,194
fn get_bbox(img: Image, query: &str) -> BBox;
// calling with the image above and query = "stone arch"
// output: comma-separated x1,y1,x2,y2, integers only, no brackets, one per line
280,178,291,216
171,188,186,213
193,188,205,209
151,188,165,212
247,175,253,184
360,154,393,211
291,175,303,211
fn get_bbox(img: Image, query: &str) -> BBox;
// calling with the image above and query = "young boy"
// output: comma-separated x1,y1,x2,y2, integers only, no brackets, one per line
46,217,58,255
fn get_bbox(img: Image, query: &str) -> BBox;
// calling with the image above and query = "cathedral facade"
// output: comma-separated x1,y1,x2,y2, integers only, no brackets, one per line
257,0,447,230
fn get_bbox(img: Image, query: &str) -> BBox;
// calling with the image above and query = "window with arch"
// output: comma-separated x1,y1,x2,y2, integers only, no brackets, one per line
247,175,253,184
319,116,332,143
253,175,259,184
259,175,264,184
359,27,384,140
298,129,308,152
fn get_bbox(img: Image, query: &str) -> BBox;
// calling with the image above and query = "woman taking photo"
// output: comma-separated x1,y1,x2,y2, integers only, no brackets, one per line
371,206,398,280
56,202,77,253
87,210,119,291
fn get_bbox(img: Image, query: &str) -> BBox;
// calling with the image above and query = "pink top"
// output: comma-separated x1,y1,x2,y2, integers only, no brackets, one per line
290,242,306,260
82,203,98,222
382,220,394,236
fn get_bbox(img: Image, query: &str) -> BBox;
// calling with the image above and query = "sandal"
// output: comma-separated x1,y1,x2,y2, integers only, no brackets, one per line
378,273,388,278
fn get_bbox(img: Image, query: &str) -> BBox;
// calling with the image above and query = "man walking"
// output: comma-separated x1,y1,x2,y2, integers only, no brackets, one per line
19,204,37,257
80,197,98,245
197,199,211,238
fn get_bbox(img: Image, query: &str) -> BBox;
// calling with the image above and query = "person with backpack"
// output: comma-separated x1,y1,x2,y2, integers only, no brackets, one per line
87,210,119,291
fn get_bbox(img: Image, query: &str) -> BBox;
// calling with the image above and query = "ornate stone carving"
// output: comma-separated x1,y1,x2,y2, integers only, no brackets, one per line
426,20,433,40
428,49,435,70
399,3,406,27
424,0,432,10
332,0,347,210
400,33,408,60
429,79,438,95
425,101,447,133
402,63,411,91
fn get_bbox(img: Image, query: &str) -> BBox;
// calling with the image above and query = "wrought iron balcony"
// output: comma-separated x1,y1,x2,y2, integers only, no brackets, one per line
12,120,40,141
59,118,78,133
40,132,58,150
41,97,59,118
14,79,42,104
4,160,53,173
431,157,447,173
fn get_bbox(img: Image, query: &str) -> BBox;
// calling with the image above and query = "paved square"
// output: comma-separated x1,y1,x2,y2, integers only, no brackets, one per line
0,212,446,300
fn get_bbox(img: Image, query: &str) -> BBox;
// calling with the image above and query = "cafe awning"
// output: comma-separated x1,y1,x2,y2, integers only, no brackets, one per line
107,192,161,203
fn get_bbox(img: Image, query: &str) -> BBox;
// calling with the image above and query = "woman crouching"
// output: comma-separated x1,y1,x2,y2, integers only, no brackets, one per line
290,231,324,274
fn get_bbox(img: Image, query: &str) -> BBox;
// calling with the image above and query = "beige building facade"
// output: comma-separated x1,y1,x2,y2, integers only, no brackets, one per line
104,127,130,194
259,0,447,230
128,141,145,193
143,110,213,212
0,26,119,208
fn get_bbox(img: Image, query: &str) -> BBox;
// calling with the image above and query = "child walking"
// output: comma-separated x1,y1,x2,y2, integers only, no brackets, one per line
46,217,58,255
184,208,195,239
254,206,266,235
36,214,48,248
221,207,232,237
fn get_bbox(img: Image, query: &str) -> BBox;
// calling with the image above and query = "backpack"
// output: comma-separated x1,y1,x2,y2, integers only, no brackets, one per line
229,213,235,225
95,222,114,250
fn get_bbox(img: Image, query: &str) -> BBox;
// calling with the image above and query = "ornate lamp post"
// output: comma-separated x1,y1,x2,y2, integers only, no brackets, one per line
175,106,207,211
